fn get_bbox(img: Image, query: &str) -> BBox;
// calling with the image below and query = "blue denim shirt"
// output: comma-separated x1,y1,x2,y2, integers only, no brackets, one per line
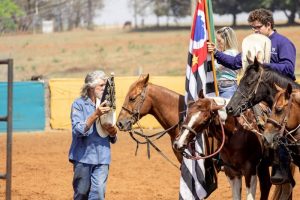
68,97,117,165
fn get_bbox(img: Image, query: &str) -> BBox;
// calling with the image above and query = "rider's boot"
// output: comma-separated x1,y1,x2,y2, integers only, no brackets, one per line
270,144,294,186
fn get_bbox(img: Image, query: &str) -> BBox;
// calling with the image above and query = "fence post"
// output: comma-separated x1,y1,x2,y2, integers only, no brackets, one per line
0,59,13,200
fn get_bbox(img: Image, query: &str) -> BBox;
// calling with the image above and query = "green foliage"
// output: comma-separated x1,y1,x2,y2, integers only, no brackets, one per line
0,0,23,32
261,0,299,24
213,0,299,25
170,0,190,17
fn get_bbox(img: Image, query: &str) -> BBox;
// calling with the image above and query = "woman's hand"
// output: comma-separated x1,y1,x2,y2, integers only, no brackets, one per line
207,41,216,53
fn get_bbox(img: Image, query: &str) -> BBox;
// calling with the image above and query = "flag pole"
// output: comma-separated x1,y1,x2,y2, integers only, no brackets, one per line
203,0,219,96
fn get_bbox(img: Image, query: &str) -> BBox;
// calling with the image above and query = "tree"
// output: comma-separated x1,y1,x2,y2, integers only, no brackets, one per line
212,0,259,26
0,0,23,32
169,0,190,18
152,0,169,26
14,0,104,32
261,0,300,24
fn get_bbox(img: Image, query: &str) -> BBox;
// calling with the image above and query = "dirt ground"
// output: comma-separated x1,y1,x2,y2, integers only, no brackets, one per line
0,130,299,200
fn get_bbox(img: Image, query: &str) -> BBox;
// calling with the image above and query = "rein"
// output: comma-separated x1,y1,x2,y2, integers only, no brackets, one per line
120,84,182,169
266,93,300,142
129,121,181,169
121,86,147,123
235,68,264,112
181,115,226,160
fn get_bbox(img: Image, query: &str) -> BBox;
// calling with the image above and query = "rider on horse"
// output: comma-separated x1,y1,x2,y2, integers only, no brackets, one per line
208,9,296,185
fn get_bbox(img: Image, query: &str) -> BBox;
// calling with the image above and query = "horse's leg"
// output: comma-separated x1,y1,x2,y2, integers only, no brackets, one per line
243,162,257,200
226,176,242,200
257,158,271,200
244,175,257,200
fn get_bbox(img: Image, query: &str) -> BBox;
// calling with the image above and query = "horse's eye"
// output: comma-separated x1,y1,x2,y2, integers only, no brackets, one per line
275,106,283,114
129,96,136,102
247,79,255,86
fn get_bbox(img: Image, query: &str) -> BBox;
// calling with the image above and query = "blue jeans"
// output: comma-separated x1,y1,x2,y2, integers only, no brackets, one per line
73,162,109,200
219,84,237,99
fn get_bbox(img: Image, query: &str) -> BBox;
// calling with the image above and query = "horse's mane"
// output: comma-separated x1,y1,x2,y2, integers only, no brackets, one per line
245,64,300,89
262,66,300,89
148,82,184,97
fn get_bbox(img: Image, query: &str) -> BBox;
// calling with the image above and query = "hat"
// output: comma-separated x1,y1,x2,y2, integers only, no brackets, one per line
242,34,271,70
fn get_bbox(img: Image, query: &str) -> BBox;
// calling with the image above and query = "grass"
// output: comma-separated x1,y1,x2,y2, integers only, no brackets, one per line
0,27,299,81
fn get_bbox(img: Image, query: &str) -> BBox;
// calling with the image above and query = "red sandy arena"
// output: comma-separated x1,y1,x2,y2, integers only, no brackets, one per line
0,130,299,199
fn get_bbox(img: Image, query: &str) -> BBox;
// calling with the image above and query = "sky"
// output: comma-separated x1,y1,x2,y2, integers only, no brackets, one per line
94,0,291,27
94,0,133,26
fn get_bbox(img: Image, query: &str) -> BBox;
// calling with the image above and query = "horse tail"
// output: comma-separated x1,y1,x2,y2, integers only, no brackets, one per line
271,164,295,200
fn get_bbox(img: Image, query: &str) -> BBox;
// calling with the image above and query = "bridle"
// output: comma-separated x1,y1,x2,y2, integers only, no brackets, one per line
120,84,181,169
265,92,300,162
179,102,226,160
235,67,264,113
266,93,299,141
121,85,147,124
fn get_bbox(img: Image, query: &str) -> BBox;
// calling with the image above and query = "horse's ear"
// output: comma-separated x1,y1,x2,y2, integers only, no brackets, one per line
256,51,263,64
211,104,224,111
246,50,254,64
293,91,300,104
198,89,204,99
187,100,195,107
253,57,260,70
144,73,149,84
285,83,292,99
138,74,149,86
274,83,283,92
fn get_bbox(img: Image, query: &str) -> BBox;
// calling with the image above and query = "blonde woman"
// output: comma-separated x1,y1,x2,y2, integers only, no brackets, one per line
213,27,239,98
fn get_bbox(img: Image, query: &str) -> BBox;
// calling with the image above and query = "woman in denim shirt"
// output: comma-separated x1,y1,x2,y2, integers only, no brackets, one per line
69,70,117,200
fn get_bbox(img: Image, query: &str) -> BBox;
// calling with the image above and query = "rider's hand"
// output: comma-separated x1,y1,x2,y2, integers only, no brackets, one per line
207,41,216,54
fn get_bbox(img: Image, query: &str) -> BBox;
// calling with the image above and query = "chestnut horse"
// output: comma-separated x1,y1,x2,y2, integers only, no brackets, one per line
116,74,185,163
226,59,300,199
173,92,271,200
264,83,300,167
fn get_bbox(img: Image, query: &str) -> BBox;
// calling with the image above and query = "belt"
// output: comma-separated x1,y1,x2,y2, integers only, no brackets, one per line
218,80,236,88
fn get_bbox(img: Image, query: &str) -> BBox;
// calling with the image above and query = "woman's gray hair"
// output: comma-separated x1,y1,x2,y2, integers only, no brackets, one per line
81,70,108,98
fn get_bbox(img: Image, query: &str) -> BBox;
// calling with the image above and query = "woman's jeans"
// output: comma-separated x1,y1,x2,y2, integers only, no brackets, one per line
219,83,237,99
73,162,109,200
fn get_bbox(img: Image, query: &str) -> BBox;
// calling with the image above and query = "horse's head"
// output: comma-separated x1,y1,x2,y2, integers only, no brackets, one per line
117,74,151,131
173,96,224,152
227,57,266,116
263,83,300,147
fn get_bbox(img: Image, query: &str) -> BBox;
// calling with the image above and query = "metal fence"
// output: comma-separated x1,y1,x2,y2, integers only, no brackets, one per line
0,59,13,200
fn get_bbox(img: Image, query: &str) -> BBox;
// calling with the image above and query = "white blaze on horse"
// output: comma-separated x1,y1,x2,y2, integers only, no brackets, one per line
173,90,271,200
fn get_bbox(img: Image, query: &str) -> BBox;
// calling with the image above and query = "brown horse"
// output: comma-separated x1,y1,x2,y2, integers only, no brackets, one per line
264,83,300,167
173,92,271,200
116,74,185,163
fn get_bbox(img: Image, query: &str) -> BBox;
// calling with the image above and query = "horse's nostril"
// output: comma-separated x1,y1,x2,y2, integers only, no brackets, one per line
116,121,123,129
173,142,178,150
226,106,233,114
